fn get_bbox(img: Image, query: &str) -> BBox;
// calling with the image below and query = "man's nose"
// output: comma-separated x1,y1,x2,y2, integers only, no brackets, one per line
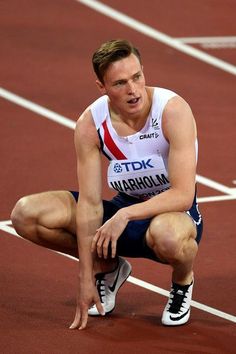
127,80,136,94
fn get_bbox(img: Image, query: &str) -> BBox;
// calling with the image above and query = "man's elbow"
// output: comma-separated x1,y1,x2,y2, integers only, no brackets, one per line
181,190,195,211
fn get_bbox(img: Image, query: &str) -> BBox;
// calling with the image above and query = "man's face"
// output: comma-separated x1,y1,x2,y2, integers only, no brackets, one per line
97,53,146,116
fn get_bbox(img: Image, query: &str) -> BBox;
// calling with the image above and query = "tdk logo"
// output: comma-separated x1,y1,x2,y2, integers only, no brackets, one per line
113,159,154,173
113,163,123,173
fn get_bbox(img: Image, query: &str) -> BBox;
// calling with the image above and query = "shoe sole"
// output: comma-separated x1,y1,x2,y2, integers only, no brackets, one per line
162,311,191,326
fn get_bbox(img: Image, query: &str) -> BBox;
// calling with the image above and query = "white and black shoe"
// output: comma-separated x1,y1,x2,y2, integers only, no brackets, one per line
161,279,194,326
88,257,132,316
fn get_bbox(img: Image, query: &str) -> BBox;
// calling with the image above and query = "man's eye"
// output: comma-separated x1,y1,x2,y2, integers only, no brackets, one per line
115,81,124,86
134,74,141,81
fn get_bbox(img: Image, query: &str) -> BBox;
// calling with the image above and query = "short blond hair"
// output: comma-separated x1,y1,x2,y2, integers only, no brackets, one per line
92,39,142,83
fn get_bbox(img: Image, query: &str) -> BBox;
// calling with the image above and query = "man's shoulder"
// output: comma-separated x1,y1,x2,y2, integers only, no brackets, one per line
90,95,108,110
75,109,99,145
90,95,109,129
152,86,178,96
74,109,101,164
164,95,191,115
151,86,179,107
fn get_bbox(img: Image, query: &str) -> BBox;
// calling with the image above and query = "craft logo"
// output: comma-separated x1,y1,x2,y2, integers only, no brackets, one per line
139,132,159,139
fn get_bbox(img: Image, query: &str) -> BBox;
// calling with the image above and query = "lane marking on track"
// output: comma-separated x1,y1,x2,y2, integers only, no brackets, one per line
197,195,236,203
175,36,236,49
0,221,235,324
1,86,235,198
0,87,76,130
176,36,236,44
77,0,236,76
196,175,236,196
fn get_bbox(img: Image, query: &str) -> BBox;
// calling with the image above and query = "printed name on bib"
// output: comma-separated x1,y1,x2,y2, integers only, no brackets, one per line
107,154,170,199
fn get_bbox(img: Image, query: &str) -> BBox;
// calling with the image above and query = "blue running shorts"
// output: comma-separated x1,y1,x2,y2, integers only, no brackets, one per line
70,191,203,262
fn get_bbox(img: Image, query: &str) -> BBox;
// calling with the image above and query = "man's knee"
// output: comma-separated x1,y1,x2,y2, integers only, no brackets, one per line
11,196,36,236
147,214,186,261
11,191,77,240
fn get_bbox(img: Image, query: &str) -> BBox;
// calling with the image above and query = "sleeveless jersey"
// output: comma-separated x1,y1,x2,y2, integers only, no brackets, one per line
90,87,197,200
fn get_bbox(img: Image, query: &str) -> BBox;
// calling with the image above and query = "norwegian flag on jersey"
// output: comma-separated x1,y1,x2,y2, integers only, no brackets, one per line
97,120,127,160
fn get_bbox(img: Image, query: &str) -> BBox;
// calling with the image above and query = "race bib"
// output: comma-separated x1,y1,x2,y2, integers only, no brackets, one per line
107,154,170,199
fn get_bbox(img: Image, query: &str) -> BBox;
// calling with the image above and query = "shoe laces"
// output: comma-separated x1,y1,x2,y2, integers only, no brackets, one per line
168,283,190,314
95,274,106,303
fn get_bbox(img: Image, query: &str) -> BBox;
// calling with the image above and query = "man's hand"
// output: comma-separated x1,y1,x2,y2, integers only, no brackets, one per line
69,279,105,330
91,210,129,259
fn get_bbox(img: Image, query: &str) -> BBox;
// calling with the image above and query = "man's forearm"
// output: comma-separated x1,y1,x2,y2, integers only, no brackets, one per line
121,186,195,222
76,203,103,279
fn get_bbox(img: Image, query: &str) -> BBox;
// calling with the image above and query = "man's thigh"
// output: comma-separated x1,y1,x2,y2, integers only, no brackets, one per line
24,190,77,233
116,211,199,262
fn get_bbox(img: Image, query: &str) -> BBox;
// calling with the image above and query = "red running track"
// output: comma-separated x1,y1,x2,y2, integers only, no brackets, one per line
0,1,236,353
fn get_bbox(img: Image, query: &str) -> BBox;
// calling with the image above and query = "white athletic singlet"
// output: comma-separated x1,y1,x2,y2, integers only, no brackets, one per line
90,87,197,200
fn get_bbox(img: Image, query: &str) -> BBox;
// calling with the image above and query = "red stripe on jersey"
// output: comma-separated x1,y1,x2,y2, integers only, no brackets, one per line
102,120,126,160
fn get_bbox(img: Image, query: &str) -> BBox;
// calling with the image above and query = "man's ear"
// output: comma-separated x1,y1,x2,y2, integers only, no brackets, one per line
95,80,106,94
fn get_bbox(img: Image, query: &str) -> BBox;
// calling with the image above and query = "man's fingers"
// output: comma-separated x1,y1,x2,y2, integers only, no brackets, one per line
92,228,117,259
96,238,104,258
102,238,110,259
111,239,117,258
91,232,100,252
95,300,105,316
78,308,89,330
69,306,89,330
92,231,106,258
69,308,81,330
69,320,79,330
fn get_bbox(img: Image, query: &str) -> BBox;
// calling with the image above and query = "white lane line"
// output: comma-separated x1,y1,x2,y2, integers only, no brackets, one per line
0,220,12,226
196,175,236,196
127,277,236,323
0,223,19,236
176,36,236,44
0,87,76,130
176,36,236,49
77,0,236,76
197,195,236,203
0,223,235,323
1,86,234,197
201,43,236,49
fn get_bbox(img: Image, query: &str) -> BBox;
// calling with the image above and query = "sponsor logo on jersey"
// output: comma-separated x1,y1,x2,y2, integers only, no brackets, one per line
139,132,159,140
113,163,123,173
151,118,160,130
113,159,154,173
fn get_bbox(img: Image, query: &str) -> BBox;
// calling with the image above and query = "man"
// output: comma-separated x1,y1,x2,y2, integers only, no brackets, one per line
11,39,203,330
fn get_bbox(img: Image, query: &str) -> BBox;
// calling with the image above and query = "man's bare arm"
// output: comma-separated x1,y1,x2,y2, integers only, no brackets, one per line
70,109,105,330
122,95,197,220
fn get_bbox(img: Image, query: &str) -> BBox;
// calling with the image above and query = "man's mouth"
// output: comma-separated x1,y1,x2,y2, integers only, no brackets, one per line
127,97,140,104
